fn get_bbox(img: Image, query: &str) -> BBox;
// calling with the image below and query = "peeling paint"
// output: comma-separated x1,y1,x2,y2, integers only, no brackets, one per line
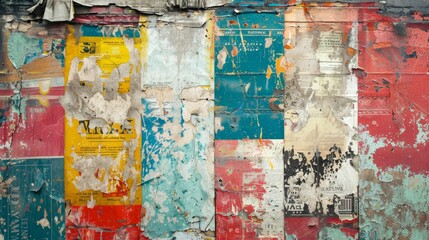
140,12,215,239
1,1,429,239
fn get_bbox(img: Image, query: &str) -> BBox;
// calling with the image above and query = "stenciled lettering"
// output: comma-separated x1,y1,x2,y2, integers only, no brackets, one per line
79,120,133,135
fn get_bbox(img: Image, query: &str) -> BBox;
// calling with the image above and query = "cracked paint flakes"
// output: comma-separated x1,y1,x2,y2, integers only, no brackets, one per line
140,12,215,239
358,9,429,239
0,22,66,240
358,9,429,173
62,24,143,238
358,128,429,239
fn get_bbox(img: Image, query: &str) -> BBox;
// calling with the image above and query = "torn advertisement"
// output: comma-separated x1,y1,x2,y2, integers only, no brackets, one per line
61,24,143,237
0,157,65,240
215,140,284,239
284,146,358,219
214,11,285,140
283,6,358,221
0,77,64,158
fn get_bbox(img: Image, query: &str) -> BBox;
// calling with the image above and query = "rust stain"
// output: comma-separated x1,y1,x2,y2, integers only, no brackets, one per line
228,20,238,25
231,46,239,57
373,42,393,49
252,24,259,29
284,43,293,49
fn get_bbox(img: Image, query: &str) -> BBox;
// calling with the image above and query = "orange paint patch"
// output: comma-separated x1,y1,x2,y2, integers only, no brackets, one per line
266,66,273,79
373,42,392,49
268,98,278,103
284,44,293,49
228,20,238,25
321,2,335,7
347,47,357,57
275,56,291,76
231,46,239,57
343,32,348,44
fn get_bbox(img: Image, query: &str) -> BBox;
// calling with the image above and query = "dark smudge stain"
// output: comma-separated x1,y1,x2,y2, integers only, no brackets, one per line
393,22,407,37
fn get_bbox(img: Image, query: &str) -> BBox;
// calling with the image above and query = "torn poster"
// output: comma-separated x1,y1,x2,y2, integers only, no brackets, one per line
214,11,285,140
215,140,284,239
283,6,359,220
61,24,143,238
28,0,233,21
0,157,65,240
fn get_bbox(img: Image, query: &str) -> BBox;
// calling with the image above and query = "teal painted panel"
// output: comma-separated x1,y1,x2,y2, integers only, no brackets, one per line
215,11,285,139
0,158,65,240
79,25,140,38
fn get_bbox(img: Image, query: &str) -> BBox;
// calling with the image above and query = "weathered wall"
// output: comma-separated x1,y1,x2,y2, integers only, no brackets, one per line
0,1,428,239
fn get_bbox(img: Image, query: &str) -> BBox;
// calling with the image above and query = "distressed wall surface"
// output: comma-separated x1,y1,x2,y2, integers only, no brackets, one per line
0,1,428,240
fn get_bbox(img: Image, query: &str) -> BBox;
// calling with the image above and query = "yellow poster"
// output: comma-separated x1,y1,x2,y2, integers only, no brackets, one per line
63,25,144,206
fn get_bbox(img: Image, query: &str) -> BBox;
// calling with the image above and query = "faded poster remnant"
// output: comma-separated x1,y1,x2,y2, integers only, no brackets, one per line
142,13,212,89
61,25,143,238
0,158,65,240
283,5,359,237
140,12,215,239
215,11,285,140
